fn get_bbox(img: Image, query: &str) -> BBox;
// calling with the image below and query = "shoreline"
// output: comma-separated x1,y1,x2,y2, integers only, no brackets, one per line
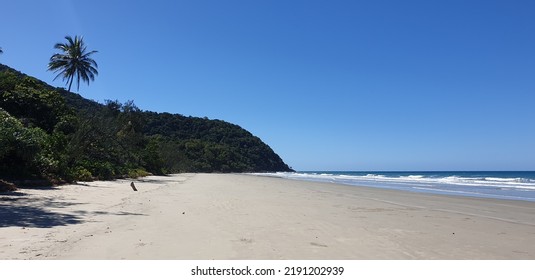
1,173,534,259
255,171,535,203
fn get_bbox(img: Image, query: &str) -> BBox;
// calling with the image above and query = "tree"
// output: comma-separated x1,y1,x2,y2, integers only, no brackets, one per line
48,36,98,92
0,47,3,55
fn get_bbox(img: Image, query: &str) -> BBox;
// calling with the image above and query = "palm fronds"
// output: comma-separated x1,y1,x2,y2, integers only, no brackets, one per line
48,36,98,92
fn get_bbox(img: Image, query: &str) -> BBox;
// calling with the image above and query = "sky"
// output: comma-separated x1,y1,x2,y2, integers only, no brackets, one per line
1,0,534,171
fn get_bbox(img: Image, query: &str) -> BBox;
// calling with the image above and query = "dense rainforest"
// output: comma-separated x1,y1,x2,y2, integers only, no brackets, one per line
0,63,292,184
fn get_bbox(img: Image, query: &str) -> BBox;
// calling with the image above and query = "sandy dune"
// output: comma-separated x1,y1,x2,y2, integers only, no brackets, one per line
1,173,534,259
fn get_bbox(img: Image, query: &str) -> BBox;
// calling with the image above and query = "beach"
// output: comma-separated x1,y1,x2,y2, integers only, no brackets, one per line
1,173,534,259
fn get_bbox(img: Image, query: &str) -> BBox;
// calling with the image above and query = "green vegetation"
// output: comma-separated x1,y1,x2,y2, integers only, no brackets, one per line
0,63,292,183
48,36,99,92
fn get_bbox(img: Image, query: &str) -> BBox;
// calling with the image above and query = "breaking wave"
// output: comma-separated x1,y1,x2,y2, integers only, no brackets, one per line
250,171,535,202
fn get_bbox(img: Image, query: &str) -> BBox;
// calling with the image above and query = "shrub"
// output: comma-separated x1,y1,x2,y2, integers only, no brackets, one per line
72,167,93,181
127,168,150,179
0,180,17,192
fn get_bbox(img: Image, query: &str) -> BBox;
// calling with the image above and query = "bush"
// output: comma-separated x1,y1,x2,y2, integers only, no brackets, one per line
0,180,17,192
127,168,151,179
72,167,93,181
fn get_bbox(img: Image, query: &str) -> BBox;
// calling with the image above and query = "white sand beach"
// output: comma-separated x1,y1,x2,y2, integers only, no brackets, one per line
1,173,534,259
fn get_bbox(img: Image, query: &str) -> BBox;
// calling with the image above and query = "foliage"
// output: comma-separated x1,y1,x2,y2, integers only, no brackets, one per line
70,167,93,181
0,73,72,132
142,112,292,172
0,109,55,178
128,169,151,179
0,180,17,192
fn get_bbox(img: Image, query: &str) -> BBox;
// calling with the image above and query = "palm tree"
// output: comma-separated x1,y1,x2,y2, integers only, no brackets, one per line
48,35,98,92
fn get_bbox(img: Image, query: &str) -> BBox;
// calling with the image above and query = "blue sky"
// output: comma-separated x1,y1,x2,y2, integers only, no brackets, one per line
1,0,534,171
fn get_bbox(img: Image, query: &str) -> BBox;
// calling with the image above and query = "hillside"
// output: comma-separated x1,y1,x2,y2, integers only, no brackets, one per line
0,63,292,182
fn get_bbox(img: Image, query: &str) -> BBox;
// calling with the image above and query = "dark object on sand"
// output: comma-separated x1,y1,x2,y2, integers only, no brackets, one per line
130,182,138,191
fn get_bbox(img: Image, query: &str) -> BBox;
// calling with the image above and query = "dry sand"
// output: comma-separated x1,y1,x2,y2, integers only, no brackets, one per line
1,173,534,259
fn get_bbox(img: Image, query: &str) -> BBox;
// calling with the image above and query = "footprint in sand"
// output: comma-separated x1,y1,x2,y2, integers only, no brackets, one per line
310,242,328,248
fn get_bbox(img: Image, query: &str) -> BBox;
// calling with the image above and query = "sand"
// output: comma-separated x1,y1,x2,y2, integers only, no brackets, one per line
1,173,534,259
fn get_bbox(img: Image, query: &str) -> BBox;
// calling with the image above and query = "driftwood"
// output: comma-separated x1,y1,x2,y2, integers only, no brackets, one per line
130,182,138,191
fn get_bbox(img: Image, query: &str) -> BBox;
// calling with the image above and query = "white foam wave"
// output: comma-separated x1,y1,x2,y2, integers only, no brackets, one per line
257,172,535,191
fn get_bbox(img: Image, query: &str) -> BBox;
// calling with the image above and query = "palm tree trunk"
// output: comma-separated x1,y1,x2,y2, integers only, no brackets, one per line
68,76,74,92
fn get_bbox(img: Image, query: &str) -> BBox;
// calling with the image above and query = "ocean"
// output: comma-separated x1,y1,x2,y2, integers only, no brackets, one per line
253,171,535,202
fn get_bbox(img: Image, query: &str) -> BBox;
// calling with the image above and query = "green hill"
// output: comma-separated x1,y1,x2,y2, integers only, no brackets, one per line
0,63,292,182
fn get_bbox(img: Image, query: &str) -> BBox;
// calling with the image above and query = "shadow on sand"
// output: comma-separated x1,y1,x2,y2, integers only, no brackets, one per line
1,189,147,228
0,204,82,228
0,194,84,228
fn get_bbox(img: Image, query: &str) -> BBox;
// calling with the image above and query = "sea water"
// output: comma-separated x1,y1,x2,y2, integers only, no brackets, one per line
253,171,535,202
